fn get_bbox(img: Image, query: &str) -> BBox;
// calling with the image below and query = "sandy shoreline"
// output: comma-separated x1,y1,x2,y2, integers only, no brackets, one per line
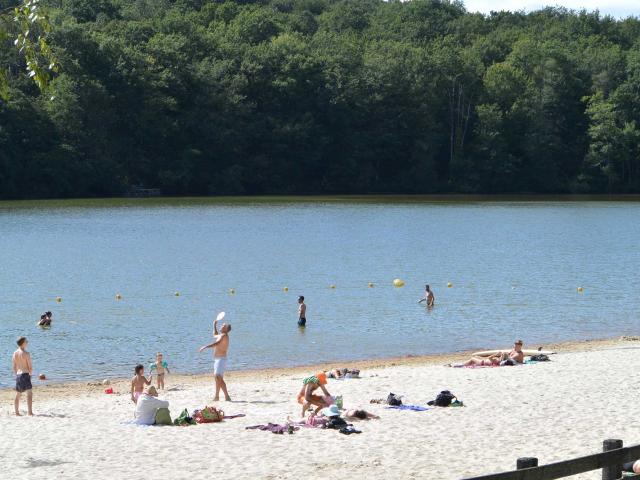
1,335,633,402
2,336,640,480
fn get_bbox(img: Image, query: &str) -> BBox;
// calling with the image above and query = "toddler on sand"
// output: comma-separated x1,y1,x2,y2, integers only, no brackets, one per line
149,352,170,390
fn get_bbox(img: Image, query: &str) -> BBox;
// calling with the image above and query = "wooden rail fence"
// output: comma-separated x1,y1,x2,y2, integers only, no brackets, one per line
464,439,640,480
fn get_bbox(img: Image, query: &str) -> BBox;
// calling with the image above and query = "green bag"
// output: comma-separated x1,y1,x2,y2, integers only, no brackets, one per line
173,408,196,426
154,407,172,425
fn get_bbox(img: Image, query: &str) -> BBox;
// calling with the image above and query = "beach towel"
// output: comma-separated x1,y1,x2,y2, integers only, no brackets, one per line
385,404,429,412
246,423,298,434
223,414,246,420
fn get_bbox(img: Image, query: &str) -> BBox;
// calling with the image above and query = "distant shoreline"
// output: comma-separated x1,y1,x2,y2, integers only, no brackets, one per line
2,335,635,399
3,194,640,209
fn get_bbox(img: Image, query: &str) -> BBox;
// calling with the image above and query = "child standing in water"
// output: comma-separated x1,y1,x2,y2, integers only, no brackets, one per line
130,364,151,403
298,296,307,327
150,352,170,390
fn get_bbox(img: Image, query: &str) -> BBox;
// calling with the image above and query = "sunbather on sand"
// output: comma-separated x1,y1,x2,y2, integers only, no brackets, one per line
297,372,331,417
326,368,360,379
459,353,506,367
345,409,380,420
449,340,526,367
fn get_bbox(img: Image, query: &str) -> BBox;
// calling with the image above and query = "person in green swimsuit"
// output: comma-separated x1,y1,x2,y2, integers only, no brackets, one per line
296,372,331,417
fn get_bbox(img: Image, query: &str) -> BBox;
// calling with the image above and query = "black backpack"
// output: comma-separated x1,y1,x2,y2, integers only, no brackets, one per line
434,390,456,407
386,393,402,406
530,354,550,362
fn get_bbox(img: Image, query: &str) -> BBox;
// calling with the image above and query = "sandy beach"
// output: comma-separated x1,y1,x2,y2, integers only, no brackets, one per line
1,337,638,480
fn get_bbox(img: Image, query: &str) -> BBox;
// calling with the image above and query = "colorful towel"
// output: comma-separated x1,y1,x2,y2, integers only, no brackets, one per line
246,423,299,434
385,404,429,412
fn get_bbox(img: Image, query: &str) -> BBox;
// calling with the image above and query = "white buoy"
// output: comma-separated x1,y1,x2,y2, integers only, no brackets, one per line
393,279,405,287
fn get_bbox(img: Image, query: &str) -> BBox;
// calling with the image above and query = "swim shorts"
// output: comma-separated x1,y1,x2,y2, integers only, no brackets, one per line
298,318,306,327
213,357,227,376
16,373,32,393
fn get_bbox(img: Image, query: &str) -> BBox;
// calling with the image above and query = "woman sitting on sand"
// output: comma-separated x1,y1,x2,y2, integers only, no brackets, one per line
297,372,332,417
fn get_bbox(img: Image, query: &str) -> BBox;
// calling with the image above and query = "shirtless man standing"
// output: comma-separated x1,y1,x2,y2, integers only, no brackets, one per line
418,285,435,307
297,296,307,327
12,337,33,416
198,317,232,401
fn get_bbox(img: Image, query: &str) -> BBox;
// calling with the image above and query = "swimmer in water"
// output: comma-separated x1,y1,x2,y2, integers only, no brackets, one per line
418,285,435,307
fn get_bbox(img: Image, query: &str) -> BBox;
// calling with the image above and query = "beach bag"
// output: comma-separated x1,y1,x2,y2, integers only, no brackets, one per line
326,417,348,429
154,407,172,425
434,390,456,407
386,393,402,406
194,406,224,424
306,415,327,428
173,408,196,426
530,354,550,362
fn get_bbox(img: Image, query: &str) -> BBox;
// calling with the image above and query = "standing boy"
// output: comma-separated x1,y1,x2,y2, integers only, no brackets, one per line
298,296,307,327
198,316,232,401
12,337,33,416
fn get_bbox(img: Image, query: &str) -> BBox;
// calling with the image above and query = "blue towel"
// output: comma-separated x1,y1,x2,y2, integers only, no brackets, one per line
385,404,429,412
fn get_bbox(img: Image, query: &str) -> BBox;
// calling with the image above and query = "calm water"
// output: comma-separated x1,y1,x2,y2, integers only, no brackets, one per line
1,197,639,386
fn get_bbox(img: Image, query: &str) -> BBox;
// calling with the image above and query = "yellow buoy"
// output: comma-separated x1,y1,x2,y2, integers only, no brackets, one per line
393,279,405,287
115,293,122,300
577,287,584,292
368,282,374,288
330,284,336,289
174,291,180,297
55,296,62,303
283,287,289,292
229,288,236,294
447,282,453,288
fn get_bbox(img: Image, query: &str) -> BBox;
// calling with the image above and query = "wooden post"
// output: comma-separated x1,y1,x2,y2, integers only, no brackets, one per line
517,457,538,469
602,439,623,480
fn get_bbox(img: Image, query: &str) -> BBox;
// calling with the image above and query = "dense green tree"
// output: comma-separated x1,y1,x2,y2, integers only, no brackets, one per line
1,0,640,199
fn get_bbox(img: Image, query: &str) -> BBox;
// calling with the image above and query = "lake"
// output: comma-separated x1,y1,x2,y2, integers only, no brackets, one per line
1,196,639,387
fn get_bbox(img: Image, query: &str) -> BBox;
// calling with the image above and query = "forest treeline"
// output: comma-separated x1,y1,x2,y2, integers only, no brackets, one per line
1,0,640,199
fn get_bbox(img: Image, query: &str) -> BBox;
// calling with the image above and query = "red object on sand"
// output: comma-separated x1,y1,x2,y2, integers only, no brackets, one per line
104,388,114,394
